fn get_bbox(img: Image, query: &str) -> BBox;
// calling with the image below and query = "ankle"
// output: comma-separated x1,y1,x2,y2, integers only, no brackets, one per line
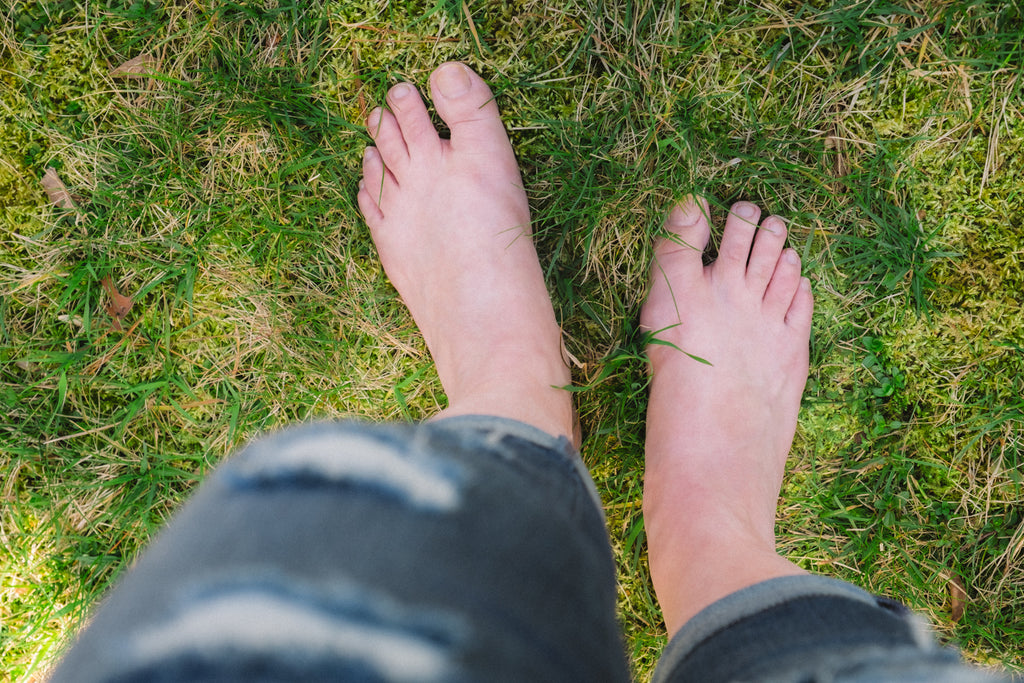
646,515,804,634
439,359,574,440
645,476,780,549
441,385,574,442
653,546,805,634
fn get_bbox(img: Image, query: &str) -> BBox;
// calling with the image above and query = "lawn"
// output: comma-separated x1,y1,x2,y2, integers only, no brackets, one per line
2,0,1023,679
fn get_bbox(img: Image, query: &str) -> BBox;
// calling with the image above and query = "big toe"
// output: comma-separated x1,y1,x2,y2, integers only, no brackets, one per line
642,196,712,333
429,62,511,154
651,196,712,285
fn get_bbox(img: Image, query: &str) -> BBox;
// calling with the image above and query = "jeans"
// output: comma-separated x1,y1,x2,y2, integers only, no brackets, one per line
53,417,1009,682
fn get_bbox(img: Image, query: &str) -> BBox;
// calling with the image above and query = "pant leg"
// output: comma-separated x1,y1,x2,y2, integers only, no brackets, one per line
52,416,631,683
652,574,1013,683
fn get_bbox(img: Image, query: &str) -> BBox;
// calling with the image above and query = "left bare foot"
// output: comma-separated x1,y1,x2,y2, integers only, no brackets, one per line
357,62,573,442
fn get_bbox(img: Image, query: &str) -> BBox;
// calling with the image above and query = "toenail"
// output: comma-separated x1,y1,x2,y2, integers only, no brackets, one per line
390,83,414,101
435,63,471,98
366,108,383,131
784,248,800,265
734,202,758,220
672,198,703,227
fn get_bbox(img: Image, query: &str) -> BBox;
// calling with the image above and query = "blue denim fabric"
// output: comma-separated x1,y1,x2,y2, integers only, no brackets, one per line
52,417,629,682
653,574,1010,682
53,416,1011,682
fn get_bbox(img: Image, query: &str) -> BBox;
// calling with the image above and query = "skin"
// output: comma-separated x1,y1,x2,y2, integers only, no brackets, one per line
357,62,814,637
640,197,813,634
357,62,574,444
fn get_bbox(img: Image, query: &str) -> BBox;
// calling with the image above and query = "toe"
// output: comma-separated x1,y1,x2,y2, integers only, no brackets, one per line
642,196,712,333
653,196,711,275
429,62,511,156
358,146,396,224
747,215,788,292
786,277,814,333
366,107,408,171
763,247,803,316
357,179,383,226
386,82,441,158
715,202,761,281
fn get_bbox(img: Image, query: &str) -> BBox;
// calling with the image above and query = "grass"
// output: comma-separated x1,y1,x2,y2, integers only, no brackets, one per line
2,0,1023,679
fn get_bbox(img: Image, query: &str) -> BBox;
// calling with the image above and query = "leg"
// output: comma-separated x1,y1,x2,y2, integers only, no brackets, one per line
641,196,812,635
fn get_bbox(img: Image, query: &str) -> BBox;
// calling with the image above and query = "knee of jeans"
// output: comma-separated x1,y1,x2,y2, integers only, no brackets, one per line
222,424,465,513
121,577,466,681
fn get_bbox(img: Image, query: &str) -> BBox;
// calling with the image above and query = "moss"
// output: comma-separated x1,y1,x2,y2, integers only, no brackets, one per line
4,0,1024,678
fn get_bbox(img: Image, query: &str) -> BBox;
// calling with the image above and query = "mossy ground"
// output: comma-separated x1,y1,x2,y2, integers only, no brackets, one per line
2,1,1023,680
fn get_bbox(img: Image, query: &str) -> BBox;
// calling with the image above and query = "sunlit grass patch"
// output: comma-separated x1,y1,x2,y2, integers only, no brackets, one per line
3,0,1024,679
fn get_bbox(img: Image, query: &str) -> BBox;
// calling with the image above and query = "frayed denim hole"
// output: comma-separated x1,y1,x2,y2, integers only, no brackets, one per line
875,595,912,617
226,430,464,513
128,577,466,683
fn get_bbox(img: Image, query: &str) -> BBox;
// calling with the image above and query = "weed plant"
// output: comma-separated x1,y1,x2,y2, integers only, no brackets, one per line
2,0,1023,679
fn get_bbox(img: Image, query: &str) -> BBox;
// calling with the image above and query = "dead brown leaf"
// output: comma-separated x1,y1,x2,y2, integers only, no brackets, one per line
100,276,134,331
110,54,158,79
947,571,967,622
266,26,282,49
353,48,367,123
41,167,75,209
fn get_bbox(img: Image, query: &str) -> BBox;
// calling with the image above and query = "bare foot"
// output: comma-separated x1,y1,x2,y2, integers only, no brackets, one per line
356,62,573,442
640,197,814,635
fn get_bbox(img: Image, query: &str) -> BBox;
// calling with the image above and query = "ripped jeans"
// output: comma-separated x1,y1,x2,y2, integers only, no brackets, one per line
53,417,1004,682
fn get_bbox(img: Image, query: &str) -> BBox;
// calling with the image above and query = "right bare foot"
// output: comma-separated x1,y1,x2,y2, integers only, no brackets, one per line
640,196,814,635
